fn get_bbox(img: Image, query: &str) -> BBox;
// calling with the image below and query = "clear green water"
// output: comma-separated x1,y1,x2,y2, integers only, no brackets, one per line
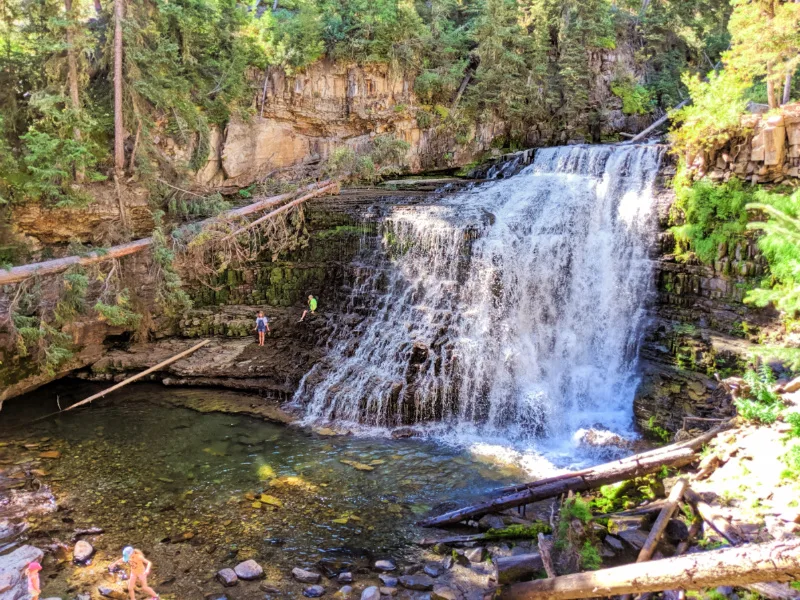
0,383,520,598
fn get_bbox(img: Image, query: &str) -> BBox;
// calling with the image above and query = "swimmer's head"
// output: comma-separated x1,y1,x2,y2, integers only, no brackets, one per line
122,546,134,562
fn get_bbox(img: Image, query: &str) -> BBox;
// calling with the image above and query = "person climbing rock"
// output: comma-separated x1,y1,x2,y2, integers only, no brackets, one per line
109,546,159,600
254,311,270,346
299,295,318,322
25,561,41,600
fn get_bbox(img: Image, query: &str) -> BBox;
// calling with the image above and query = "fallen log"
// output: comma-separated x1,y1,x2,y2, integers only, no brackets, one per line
418,446,698,528
744,582,800,600
0,181,333,286
619,480,688,600
683,486,742,546
501,537,800,600
599,500,670,520
636,479,687,563
493,421,732,496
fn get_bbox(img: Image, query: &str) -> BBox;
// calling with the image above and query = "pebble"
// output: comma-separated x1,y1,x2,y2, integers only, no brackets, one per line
432,587,460,600
73,540,94,564
216,568,238,587
260,583,281,593
304,585,326,597
464,547,487,563
398,574,435,591
234,559,264,580
293,568,322,584
337,572,353,583
423,562,443,578
361,586,381,600
97,586,126,600
380,587,398,596
379,574,399,587
374,559,397,572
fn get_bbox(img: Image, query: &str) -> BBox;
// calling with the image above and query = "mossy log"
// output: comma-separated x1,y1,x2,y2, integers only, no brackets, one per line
501,538,800,600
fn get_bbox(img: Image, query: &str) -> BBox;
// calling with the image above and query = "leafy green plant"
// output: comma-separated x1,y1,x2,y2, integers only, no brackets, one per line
781,444,800,481
735,365,783,424
610,76,654,115
94,290,142,328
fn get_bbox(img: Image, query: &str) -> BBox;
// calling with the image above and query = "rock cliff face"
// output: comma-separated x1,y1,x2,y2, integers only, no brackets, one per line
632,167,783,437
684,102,800,184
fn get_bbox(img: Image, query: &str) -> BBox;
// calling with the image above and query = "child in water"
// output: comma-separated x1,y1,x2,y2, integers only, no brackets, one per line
299,295,317,322
25,561,41,600
109,546,159,600
254,311,270,346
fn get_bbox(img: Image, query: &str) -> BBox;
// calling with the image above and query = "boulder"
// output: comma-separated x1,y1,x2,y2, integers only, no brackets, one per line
464,547,487,563
0,545,44,600
216,568,238,587
398,574,435,591
304,585,326,597
477,514,506,531
361,586,381,600
494,553,544,585
423,562,443,578
293,568,322,584
432,587,460,600
73,540,94,564
233,559,263,580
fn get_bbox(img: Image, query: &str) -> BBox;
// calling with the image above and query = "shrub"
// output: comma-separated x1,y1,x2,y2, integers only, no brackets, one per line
610,76,654,115
735,365,783,424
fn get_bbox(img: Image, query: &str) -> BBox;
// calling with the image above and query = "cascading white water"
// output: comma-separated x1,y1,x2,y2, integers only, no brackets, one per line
296,144,664,450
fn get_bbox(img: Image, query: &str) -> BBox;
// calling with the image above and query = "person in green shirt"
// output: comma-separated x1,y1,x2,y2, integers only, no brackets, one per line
299,295,317,322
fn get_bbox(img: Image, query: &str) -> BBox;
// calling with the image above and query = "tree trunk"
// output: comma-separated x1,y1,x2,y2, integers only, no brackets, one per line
418,446,698,528
0,181,333,286
64,0,84,182
783,72,793,106
500,538,800,600
768,78,778,110
93,0,101,14
113,0,125,173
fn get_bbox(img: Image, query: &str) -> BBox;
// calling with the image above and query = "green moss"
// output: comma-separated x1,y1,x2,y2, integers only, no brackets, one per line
579,540,602,570
484,522,552,540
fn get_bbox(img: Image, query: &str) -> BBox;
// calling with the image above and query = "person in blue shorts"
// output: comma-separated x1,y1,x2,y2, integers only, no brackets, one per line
254,311,270,346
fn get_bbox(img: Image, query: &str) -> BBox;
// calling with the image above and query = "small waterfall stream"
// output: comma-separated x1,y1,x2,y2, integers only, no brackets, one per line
296,144,664,454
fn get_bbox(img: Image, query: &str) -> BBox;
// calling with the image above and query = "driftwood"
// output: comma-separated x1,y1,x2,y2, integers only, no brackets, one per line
626,99,690,143
418,446,698,528
0,182,334,286
32,340,211,423
683,486,742,546
493,421,732,496
538,532,556,579
600,500,670,520
501,537,800,600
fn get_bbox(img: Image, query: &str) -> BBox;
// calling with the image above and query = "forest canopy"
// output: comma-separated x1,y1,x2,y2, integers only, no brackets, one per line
0,0,733,204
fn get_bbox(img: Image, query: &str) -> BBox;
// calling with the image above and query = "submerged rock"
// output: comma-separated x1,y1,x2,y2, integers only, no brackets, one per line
380,587,398,597
73,540,94,564
337,572,353,583
422,562,443,578
293,567,322,584
234,559,263,580
216,568,238,587
334,585,353,599
304,585,326,597
373,559,396,572
379,574,398,587
398,574,435,591
361,586,381,600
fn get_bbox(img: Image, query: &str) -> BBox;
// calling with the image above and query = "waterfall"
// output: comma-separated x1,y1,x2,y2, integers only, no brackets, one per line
296,144,664,448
